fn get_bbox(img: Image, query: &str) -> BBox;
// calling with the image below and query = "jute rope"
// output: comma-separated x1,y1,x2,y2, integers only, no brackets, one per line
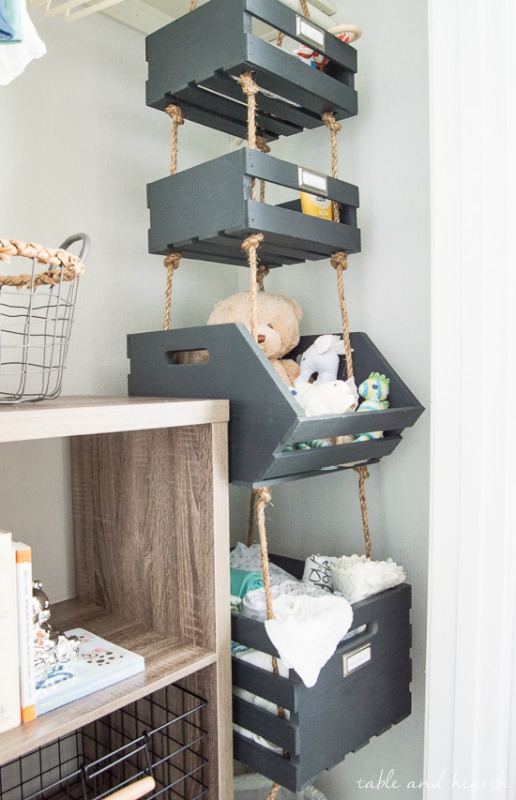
330,252,353,374
256,136,271,204
0,239,85,289
322,112,342,223
162,104,185,330
355,466,372,558
277,0,310,47
241,233,264,340
322,114,375,559
189,0,197,9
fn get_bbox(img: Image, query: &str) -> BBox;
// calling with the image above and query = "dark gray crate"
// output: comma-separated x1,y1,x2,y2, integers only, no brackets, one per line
127,325,424,487
147,147,360,267
146,0,358,141
232,554,412,792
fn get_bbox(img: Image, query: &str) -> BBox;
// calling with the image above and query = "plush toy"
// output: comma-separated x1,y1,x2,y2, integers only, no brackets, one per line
284,377,358,451
208,291,302,386
355,372,390,441
296,334,345,385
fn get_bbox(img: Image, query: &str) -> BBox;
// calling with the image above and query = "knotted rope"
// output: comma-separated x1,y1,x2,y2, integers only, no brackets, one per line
162,104,185,330
0,239,85,289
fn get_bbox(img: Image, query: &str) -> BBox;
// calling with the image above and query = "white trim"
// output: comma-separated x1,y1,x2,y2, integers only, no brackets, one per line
426,0,516,797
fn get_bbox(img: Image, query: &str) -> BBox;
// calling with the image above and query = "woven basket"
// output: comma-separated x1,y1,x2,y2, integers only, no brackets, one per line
0,233,89,403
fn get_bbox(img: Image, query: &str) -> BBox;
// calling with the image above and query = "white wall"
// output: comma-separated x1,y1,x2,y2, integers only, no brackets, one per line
0,9,235,597
0,2,430,798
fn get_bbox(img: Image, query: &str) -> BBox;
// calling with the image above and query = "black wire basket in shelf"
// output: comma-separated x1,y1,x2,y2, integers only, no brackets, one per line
0,684,208,800
127,325,424,487
0,234,89,404
146,0,358,141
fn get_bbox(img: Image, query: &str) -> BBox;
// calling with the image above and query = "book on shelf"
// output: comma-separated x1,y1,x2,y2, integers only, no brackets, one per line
0,528,21,734
13,541,36,723
35,628,145,715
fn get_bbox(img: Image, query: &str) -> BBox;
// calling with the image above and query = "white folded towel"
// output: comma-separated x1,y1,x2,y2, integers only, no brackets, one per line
265,593,353,688
243,578,331,621
331,554,406,603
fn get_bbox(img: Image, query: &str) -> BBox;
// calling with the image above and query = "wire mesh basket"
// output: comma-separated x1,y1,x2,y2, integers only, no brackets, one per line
0,683,208,800
0,233,89,404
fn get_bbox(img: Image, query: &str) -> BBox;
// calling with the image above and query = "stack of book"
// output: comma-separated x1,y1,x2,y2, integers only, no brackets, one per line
0,528,145,735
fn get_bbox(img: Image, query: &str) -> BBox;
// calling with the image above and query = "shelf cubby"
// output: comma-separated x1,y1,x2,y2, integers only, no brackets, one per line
147,147,360,267
127,327,424,487
146,0,358,140
0,397,232,798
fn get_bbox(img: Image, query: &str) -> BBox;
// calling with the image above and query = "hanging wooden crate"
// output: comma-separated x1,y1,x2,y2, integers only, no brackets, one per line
147,147,360,267
146,0,358,141
127,325,424,487
231,553,412,792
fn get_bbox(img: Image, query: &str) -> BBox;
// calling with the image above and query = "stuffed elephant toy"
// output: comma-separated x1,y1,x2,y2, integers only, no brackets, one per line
297,334,345,385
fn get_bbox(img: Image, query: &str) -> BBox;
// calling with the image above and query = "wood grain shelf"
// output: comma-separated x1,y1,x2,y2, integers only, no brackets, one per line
0,396,232,798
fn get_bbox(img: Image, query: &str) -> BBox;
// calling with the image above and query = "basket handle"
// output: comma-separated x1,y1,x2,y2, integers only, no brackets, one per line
59,232,91,262
103,775,156,800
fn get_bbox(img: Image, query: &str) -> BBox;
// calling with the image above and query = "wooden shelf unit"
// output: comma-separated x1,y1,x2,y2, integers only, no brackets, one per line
0,396,232,799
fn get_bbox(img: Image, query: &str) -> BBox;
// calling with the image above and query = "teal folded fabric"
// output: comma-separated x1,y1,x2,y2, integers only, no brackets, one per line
0,0,22,43
230,568,264,598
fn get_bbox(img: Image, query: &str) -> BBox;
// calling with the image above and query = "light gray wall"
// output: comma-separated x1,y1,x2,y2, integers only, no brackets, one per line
232,2,431,797
0,2,429,798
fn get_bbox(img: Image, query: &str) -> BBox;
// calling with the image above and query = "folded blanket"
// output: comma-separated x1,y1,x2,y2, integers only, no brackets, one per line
331,553,406,602
265,593,353,688
242,578,330,621
230,567,264,598
230,542,295,584
0,4,46,86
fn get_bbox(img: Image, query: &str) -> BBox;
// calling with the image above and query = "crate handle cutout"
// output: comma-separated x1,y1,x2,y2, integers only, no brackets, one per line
166,348,210,365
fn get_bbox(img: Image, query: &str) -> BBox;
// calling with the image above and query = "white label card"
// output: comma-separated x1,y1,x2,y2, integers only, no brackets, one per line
343,644,372,677
296,16,325,49
298,167,328,194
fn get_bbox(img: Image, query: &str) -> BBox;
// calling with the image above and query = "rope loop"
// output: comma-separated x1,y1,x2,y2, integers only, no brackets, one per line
256,136,271,154
242,233,264,256
165,104,184,127
321,111,342,135
330,251,348,272
0,238,85,288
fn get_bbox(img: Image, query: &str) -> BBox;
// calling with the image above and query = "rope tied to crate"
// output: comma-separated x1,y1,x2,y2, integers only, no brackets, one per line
323,113,375,560
189,0,197,9
162,105,185,330
355,466,372,558
163,252,181,331
322,111,342,223
0,239,85,288
277,0,310,47
242,233,264,341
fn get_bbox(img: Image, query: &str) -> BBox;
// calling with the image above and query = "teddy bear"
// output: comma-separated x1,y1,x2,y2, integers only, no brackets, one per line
207,291,302,386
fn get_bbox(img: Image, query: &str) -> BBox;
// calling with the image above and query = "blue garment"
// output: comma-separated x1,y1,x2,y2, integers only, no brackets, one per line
0,0,22,43
0,0,14,40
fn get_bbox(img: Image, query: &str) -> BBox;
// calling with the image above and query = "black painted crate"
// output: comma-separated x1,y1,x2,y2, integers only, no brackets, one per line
232,554,412,792
127,325,424,487
148,147,360,267
146,0,358,141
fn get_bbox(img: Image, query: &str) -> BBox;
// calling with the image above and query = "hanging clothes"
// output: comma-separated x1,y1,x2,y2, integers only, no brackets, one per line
0,1,46,85
0,1,15,40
